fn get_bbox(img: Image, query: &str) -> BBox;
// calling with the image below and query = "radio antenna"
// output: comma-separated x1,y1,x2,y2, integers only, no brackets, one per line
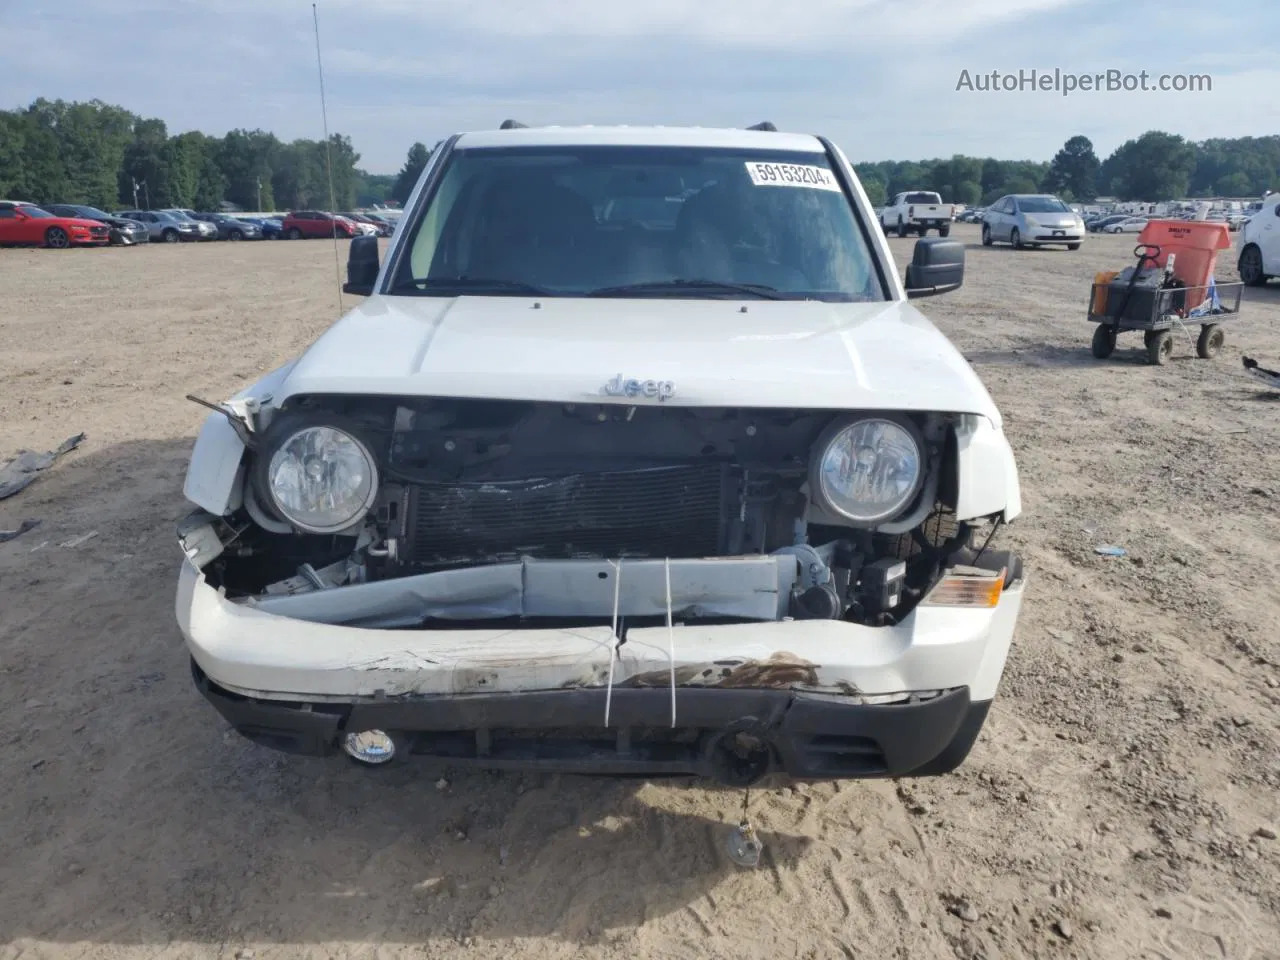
312,2,344,316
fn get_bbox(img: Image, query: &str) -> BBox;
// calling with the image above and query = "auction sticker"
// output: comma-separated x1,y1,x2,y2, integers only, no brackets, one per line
744,161,842,192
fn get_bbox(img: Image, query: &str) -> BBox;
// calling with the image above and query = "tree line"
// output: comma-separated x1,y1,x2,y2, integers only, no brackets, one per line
2,98,1277,212
0,98,373,211
855,131,1280,208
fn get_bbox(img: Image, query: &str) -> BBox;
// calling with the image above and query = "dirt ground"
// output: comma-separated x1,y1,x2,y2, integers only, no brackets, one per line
1,227,1278,960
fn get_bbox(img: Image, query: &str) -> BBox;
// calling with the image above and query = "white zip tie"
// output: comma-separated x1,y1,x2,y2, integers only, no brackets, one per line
665,556,676,728
604,559,622,727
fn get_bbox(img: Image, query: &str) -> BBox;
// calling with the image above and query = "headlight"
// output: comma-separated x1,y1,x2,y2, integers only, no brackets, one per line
1023,216,1039,228
812,417,923,525
266,425,378,534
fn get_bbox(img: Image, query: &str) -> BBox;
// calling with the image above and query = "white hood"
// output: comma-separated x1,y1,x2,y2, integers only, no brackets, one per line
273,295,1002,424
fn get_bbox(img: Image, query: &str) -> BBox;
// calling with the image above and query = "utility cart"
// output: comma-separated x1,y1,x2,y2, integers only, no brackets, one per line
1087,220,1244,366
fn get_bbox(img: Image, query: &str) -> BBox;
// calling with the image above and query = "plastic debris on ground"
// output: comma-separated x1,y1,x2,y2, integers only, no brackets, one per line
1243,357,1280,390
0,519,41,544
1095,545,1127,557
0,433,87,500
725,820,763,868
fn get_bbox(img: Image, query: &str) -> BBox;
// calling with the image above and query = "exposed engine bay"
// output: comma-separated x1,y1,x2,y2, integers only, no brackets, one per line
193,395,1003,630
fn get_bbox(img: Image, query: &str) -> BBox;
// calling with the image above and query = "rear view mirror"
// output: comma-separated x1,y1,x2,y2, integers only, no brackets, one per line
343,234,380,296
905,238,964,298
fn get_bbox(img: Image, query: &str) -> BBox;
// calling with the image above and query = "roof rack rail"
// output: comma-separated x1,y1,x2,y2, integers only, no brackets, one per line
746,121,777,132
499,119,528,129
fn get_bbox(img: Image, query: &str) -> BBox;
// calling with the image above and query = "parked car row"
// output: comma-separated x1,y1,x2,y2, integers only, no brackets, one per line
0,202,398,248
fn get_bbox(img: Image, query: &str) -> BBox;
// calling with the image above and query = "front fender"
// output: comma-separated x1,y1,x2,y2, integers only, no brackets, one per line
181,360,296,516
951,415,1022,523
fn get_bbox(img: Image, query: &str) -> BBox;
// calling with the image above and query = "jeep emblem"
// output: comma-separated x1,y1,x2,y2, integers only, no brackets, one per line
603,374,675,402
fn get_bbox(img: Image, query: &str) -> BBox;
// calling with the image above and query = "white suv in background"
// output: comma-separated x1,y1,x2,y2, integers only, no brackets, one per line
1238,195,1279,286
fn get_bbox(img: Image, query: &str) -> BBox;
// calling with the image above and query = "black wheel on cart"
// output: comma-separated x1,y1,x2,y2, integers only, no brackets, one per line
1147,330,1174,366
1196,324,1224,359
1091,324,1116,359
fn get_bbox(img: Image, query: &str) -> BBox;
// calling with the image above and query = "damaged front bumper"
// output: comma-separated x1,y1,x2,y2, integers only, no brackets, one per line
176,528,1026,781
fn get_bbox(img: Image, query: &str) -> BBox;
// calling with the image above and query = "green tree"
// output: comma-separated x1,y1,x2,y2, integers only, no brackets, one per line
1214,172,1252,197
1101,131,1197,201
392,141,432,205
219,129,280,210
324,133,361,209
14,101,69,203
161,131,208,207
0,111,29,199
119,116,169,207
1042,135,1099,201
860,175,887,208
354,170,396,206
25,99,135,207
929,155,983,205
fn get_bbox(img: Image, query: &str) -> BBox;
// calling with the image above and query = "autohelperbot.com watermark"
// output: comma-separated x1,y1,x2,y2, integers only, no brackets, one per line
955,68,1212,96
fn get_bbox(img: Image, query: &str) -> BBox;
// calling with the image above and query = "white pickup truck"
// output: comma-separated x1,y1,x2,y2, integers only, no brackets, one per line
880,191,955,237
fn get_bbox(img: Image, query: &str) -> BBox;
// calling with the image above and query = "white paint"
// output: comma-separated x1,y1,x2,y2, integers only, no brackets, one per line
744,161,842,192
269,296,1002,419
455,125,827,152
952,414,1022,523
182,360,295,517
182,414,246,517
1238,196,1280,276
177,559,1025,703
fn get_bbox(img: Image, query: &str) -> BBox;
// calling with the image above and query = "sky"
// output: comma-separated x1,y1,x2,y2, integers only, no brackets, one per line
2,0,1277,174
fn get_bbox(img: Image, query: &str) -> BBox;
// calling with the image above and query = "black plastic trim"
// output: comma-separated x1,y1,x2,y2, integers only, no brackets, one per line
815,134,895,300
192,660,991,781
378,132,462,295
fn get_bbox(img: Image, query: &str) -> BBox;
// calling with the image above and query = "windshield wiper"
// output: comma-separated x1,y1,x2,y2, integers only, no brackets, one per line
389,276,552,295
585,278,789,300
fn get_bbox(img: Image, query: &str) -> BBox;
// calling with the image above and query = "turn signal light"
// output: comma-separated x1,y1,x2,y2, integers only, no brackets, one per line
920,568,1006,608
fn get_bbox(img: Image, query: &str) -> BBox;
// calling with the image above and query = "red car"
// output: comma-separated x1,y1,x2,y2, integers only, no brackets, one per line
280,210,357,240
0,200,111,248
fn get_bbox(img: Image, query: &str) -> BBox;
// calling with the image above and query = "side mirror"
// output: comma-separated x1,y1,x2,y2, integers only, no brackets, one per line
342,234,380,296
904,237,964,298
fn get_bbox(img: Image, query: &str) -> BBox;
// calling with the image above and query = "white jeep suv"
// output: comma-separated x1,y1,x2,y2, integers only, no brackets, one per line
176,121,1025,785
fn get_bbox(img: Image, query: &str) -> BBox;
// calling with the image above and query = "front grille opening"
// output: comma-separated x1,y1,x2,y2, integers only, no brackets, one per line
406,726,703,764
405,463,725,569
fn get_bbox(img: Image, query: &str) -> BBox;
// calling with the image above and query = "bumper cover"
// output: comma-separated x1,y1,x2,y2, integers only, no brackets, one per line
176,559,1025,703
193,658,992,781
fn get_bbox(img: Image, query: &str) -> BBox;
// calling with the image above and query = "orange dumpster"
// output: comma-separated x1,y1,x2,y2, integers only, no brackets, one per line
1136,220,1231,309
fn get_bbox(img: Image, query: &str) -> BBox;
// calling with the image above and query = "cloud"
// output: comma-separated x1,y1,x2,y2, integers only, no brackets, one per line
318,0,1072,49
0,0,1275,172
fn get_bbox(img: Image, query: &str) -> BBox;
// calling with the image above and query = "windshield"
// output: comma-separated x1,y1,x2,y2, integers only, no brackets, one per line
904,192,941,204
164,209,194,221
391,144,884,301
1018,196,1070,213
75,206,110,218
20,205,55,218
